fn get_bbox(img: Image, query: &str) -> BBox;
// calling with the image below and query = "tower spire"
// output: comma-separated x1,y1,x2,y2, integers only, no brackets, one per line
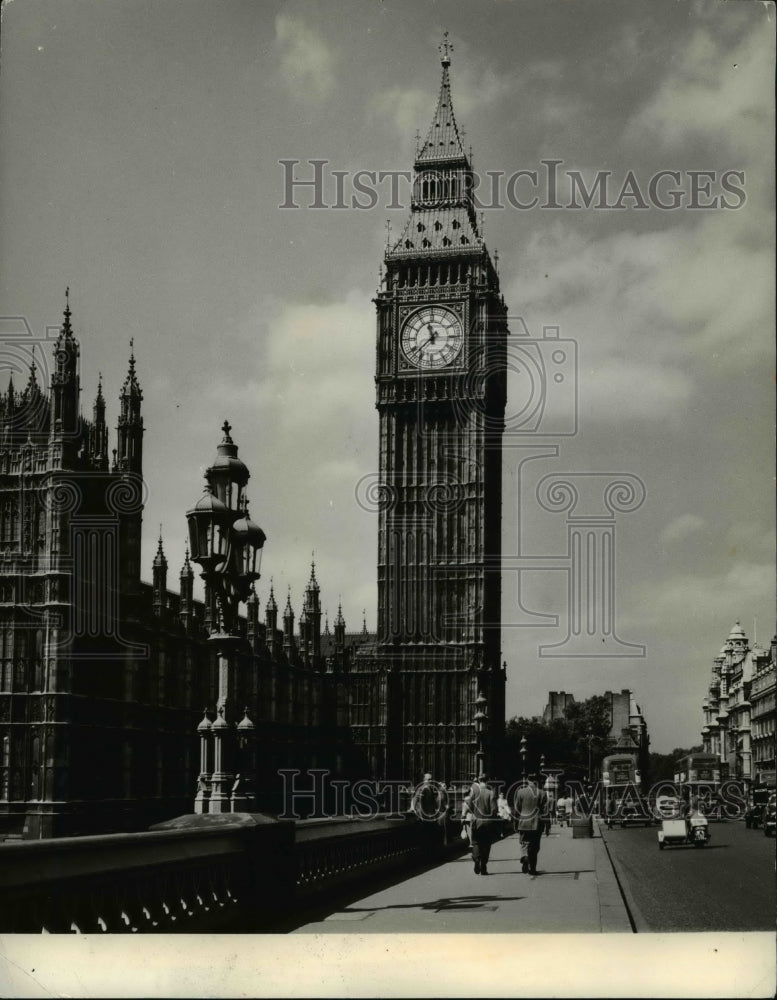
63,286,72,336
415,37,467,168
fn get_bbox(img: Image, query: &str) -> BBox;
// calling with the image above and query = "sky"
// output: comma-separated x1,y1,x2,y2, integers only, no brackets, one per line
0,0,774,754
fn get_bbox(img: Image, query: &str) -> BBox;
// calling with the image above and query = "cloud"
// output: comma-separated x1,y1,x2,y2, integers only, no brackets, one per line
368,86,430,137
369,59,520,138
626,560,775,635
275,14,335,100
628,19,773,156
660,513,706,545
504,206,773,427
192,290,378,627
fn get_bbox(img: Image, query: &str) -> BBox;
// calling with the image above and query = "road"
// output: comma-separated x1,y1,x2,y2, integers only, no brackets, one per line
601,818,775,931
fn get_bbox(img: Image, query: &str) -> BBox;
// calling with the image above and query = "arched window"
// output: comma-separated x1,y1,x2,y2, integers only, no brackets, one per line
32,630,43,691
29,734,41,800
1,733,9,800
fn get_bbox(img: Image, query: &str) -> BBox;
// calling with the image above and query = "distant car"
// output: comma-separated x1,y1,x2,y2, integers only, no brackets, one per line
654,795,682,820
764,793,776,838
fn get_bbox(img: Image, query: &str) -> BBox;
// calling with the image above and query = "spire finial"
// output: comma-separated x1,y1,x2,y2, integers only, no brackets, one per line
439,30,452,67
385,218,392,249
62,287,72,335
221,419,232,441
128,337,136,374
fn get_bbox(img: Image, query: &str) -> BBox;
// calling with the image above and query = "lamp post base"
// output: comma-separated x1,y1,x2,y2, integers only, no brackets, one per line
209,771,235,813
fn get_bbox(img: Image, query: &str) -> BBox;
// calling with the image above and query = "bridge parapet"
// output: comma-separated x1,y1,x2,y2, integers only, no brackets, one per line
0,812,459,932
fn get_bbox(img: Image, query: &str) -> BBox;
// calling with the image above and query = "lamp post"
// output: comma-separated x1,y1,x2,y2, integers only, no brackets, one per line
474,692,488,777
186,421,266,814
519,735,527,781
585,731,594,784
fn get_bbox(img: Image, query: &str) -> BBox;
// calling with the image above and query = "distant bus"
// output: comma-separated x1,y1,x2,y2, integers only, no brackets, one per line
602,753,651,826
673,752,722,818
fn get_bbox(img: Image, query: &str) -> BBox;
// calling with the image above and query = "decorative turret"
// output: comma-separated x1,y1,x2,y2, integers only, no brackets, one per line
283,588,295,658
246,585,260,640
301,557,322,664
116,339,143,474
179,544,194,629
727,620,748,658
49,289,82,464
152,529,167,616
89,373,109,470
265,580,278,632
15,349,47,442
334,600,345,649
115,340,145,587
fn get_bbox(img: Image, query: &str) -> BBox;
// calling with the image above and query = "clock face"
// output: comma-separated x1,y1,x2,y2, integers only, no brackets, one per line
401,306,464,370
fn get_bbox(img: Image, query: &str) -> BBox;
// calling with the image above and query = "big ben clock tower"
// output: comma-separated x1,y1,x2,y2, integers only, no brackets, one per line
353,40,508,784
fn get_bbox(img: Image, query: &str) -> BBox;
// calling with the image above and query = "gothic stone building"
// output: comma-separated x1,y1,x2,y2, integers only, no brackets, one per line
0,302,370,838
349,46,509,784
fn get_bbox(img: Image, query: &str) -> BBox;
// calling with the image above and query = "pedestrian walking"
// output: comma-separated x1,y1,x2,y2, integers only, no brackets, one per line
563,789,574,827
556,793,567,826
513,772,549,876
497,791,513,838
462,774,500,875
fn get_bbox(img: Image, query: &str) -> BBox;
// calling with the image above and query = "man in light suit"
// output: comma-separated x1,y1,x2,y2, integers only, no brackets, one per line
513,773,549,876
462,774,500,875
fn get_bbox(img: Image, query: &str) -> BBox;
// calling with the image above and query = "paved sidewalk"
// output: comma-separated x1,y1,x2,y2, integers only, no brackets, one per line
293,821,632,933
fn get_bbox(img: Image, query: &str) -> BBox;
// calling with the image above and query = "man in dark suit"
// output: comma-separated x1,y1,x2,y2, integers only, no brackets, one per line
462,774,500,875
513,773,549,876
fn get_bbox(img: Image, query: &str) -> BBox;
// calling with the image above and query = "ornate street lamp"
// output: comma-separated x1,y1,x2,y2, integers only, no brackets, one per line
474,692,488,777
186,421,266,814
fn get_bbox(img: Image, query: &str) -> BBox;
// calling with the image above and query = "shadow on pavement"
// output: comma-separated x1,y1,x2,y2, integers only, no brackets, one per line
336,894,528,913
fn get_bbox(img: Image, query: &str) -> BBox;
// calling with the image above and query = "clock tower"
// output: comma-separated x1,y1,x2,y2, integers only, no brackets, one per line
354,42,509,783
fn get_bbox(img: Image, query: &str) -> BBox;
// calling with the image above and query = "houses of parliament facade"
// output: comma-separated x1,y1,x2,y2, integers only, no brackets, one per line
0,46,510,838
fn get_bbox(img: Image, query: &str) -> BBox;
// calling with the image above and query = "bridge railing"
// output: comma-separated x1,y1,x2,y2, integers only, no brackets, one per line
0,811,463,933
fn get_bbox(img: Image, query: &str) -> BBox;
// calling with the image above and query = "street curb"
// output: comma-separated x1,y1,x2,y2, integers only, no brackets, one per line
597,821,651,933
590,826,633,933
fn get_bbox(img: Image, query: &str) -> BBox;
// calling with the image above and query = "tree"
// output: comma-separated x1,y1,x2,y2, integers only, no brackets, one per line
503,695,617,785
648,746,703,784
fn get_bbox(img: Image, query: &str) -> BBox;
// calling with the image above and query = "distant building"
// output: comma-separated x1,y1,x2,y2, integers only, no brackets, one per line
542,691,576,723
541,688,650,778
751,636,776,782
700,620,775,787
